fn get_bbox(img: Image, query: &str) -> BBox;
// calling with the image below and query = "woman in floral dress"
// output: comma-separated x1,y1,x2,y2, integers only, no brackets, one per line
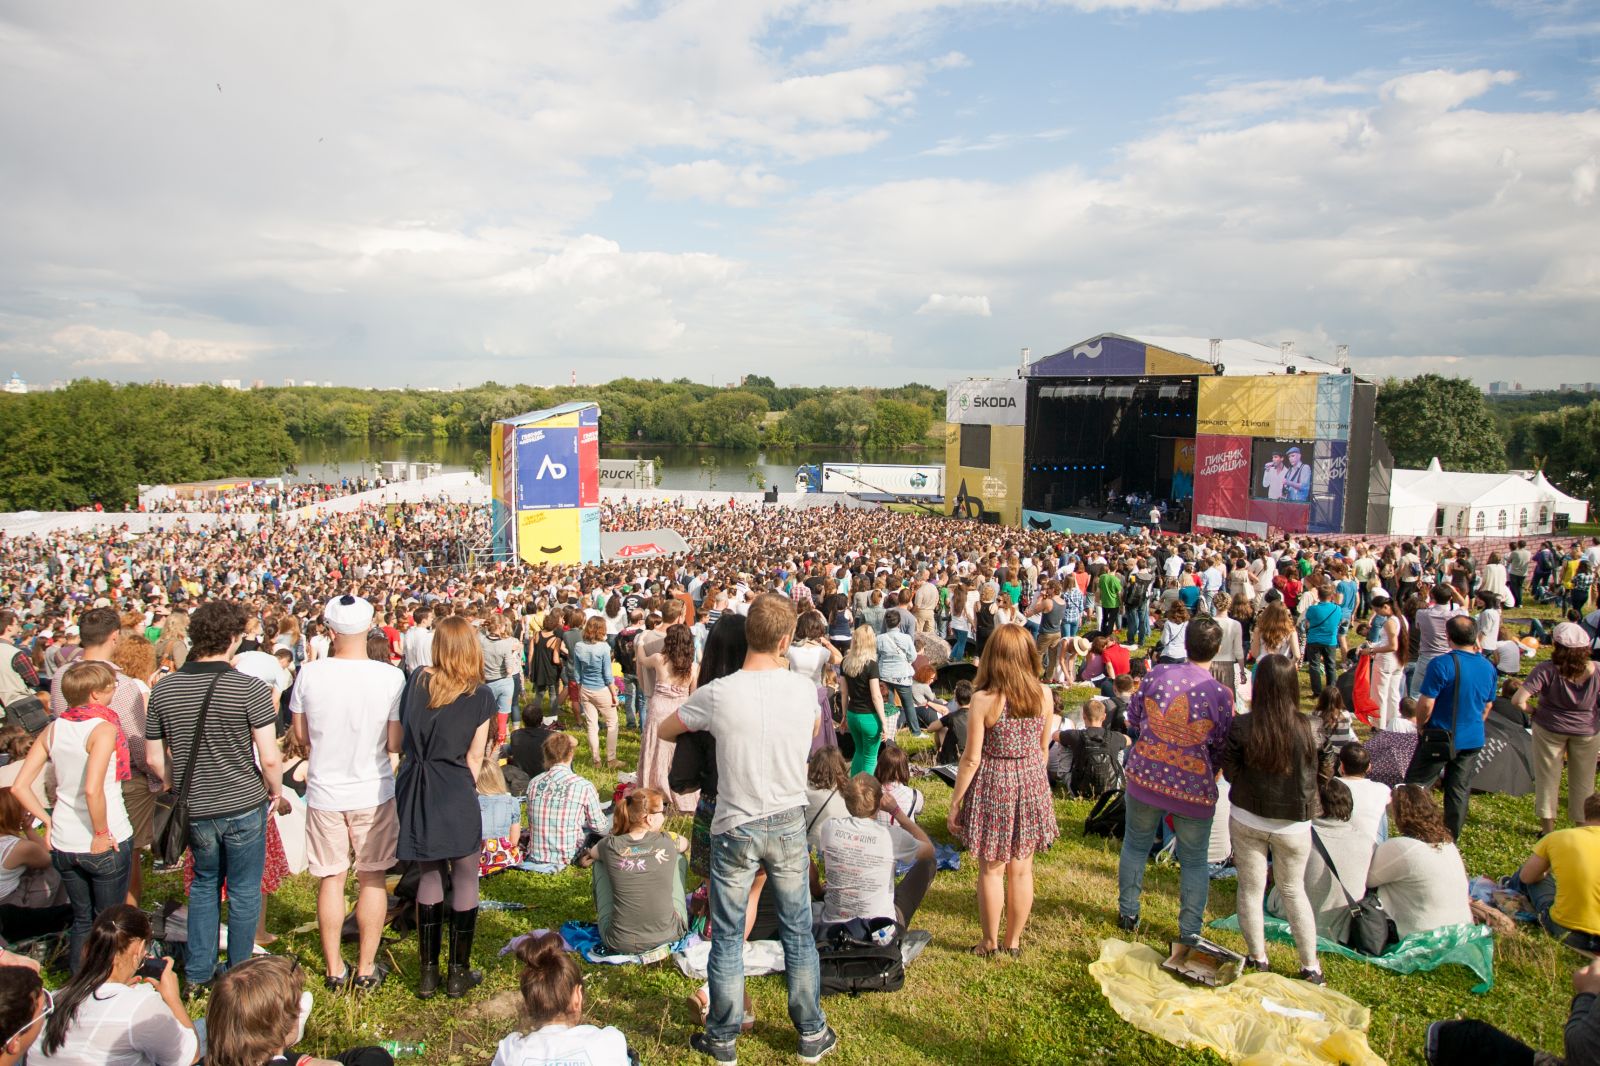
948,623,1058,957
636,623,699,814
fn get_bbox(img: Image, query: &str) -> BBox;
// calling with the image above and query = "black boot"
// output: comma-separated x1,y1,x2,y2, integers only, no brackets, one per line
415,902,445,999
445,907,482,999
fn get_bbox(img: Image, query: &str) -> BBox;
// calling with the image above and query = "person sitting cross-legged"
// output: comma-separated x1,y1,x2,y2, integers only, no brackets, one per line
812,773,935,930
524,733,606,874
1507,793,1600,955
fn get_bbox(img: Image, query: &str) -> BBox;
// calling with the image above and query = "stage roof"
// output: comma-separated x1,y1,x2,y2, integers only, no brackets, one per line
1027,332,1350,379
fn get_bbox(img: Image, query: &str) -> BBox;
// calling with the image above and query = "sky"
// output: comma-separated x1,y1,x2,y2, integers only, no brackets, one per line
1,0,1597,391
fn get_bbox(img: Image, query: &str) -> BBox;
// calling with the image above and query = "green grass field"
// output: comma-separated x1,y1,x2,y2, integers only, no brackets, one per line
158,607,1588,1065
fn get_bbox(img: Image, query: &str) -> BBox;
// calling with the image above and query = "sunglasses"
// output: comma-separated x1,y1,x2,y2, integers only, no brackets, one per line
2,987,52,1047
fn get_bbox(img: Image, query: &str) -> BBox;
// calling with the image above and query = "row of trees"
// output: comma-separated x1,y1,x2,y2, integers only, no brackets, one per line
0,382,297,510
260,376,940,451
1374,374,1598,507
1,373,1591,513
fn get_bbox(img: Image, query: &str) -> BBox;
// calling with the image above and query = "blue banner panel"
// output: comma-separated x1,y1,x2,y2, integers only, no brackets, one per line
515,426,581,510
1314,374,1353,442
1310,439,1349,533
1026,335,1148,377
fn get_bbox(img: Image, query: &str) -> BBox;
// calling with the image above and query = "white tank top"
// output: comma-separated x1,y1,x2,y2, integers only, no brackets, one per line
49,716,132,852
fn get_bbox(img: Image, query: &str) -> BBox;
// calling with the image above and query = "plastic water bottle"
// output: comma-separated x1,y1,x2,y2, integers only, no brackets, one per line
379,1041,426,1058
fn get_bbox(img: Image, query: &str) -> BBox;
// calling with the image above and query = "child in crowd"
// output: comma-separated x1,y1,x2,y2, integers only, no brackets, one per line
207,955,393,1066
873,744,927,864
1315,687,1356,753
492,932,636,1066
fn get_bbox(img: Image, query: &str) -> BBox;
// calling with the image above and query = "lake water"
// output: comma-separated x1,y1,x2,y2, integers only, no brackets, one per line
291,440,937,492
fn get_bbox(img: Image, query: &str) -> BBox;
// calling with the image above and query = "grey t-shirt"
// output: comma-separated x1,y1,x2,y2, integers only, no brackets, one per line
596,830,684,954
675,668,815,835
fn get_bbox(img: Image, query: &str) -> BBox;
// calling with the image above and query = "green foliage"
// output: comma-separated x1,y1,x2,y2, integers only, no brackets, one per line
251,379,945,452
1505,400,1600,506
1375,374,1507,471
0,381,297,511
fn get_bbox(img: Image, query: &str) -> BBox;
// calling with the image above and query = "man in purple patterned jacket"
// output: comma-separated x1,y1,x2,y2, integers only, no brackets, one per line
1117,615,1234,945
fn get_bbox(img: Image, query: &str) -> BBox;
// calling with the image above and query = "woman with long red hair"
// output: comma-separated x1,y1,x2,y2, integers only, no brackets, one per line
947,624,1058,957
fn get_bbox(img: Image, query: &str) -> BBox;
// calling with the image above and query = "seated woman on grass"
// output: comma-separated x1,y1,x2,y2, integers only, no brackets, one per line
812,773,935,930
492,931,636,1066
1364,784,1471,939
586,787,688,955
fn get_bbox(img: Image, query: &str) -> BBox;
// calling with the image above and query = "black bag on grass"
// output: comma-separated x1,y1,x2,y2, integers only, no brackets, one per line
1084,789,1126,839
817,918,904,997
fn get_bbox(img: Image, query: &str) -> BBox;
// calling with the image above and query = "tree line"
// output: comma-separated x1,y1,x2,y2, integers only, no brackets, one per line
260,375,940,451
1376,374,1599,509
0,382,297,511
1,373,1593,513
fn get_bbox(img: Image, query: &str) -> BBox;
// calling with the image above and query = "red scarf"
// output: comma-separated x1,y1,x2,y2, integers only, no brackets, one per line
61,703,131,782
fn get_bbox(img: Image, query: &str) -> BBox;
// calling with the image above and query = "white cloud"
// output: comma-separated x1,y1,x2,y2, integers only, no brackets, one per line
42,326,264,368
916,293,993,316
921,128,1072,156
647,161,792,206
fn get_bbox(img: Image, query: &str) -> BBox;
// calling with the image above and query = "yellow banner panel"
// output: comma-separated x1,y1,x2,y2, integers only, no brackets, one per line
1143,347,1211,376
1197,376,1316,438
517,508,584,566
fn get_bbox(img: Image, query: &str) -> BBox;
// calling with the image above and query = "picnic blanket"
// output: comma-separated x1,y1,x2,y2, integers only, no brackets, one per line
502,922,695,966
670,930,935,981
1211,914,1495,993
1089,938,1384,1066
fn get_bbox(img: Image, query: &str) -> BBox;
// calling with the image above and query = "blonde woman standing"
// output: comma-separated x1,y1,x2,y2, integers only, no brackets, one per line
395,616,496,999
948,624,1058,957
841,626,891,775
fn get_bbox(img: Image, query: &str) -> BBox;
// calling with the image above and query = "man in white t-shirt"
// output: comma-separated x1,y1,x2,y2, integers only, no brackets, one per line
291,594,405,992
815,773,934,928
1337,742,1392,844
659,593,835,1064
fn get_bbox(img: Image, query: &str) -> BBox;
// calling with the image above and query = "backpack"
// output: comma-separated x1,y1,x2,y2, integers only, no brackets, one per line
1123,578,1148,609
1083,789,1126,838
614,629,640,677
1072,732,1124,799
817,919,904,997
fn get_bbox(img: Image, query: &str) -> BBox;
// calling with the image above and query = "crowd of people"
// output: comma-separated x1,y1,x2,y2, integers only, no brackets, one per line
0,492,1598,1064
138,478,393,515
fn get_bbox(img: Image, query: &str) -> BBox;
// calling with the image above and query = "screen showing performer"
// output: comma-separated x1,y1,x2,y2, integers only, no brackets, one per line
1251,439,1313,502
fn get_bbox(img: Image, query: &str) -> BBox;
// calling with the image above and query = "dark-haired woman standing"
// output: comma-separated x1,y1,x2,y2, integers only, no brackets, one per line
1223,653,1324,984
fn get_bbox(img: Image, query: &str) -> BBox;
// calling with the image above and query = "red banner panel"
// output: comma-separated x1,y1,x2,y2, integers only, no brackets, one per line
1192,434,1251,533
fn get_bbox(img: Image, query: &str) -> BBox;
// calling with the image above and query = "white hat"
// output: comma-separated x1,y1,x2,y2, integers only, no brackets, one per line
323,594,374,635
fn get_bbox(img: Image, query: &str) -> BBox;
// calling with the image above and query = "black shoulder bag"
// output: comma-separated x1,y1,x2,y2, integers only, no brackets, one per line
1308,829,1397,957
1416,651,1467,765
152,673,223,866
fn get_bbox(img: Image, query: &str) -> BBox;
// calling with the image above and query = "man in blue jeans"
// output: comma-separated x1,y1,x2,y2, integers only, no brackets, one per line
1406,614,1496,843
1117,617,1234,947
1303,584,1343,697
146,601,282,998
661,593,836,1064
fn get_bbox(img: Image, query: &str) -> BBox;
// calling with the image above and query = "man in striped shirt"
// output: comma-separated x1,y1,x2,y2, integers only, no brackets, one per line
147,601,282,997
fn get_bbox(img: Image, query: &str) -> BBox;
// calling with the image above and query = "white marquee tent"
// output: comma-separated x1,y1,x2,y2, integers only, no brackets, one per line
1386,458,1589,538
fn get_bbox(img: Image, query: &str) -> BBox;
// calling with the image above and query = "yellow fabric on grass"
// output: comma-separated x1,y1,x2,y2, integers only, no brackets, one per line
1089,939,1386,1066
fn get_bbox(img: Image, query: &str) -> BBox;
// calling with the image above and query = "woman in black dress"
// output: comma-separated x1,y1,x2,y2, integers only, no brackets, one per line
395,615,496,999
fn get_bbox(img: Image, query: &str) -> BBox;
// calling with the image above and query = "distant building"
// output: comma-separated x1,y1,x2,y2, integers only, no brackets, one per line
3,373,26,395
284,377,296,387
220,378,243,390
251,378,265,390
1558,382,1600,393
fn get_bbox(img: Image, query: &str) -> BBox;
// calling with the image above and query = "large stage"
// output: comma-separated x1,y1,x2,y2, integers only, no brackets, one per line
946,334,1393,537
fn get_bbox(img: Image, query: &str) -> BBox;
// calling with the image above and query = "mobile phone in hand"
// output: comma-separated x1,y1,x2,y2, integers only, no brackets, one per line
136,956,167,980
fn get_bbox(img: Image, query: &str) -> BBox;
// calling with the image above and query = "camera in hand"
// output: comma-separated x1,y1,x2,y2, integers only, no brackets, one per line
136,956,167,980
